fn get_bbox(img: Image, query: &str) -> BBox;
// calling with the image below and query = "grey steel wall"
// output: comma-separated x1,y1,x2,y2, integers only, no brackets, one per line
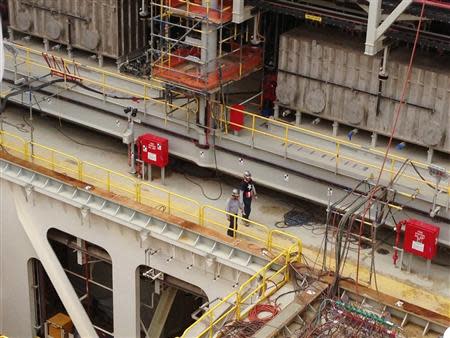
277,28,450,153
8,0,147,60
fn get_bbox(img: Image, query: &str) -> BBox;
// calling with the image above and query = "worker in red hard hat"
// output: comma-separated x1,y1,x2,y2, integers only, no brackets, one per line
225,189,242,238
239,171,257,225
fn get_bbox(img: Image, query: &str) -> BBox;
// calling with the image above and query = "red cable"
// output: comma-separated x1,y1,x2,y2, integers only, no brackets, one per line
248,303,279,322
355,3,427,288
375,2,427,186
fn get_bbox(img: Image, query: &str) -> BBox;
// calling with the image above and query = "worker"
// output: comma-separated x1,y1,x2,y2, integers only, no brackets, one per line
225,189,242,237
239,171,257,225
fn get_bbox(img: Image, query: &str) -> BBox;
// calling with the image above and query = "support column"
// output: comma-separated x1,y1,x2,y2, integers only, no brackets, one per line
13,193,99,338
371,132,378,148
427,147,434,163
201,20,217,74
112,257,140,338
146,287,178,337
274,103,279,119
295,111,302,126
332,121,339,137
198,97,207,145
365,0,382,55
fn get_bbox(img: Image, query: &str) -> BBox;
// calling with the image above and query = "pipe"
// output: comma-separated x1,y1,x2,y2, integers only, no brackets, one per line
414,0,450,9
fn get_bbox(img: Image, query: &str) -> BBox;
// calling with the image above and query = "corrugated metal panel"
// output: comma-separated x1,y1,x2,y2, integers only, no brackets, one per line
277,28,450,153
8,0,147,60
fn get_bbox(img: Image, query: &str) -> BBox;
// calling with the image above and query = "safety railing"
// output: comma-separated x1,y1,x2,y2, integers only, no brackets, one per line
155,0,233,24
3,43,198,117
5,42,447,198
140,182,201,223
201,205,302,259
215,103,450,198
0,130,302,260
0,130,200,223
180,246,297,338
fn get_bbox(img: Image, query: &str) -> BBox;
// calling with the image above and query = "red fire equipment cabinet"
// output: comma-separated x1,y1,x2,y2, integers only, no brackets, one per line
393,219,439,278
136,134,169,183
403,219,439,259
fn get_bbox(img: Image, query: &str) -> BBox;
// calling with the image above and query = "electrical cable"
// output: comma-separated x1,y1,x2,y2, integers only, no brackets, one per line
375,3,427,187
351,2,427,293
55,123,128,155
248,303,279,322
410,161,436,189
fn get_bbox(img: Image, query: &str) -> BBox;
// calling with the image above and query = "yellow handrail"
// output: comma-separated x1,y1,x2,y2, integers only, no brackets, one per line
4,44,198,115
216,104,449,196
0,130,304,338
4,43,447,198
0,130,303,258
181,244,298,337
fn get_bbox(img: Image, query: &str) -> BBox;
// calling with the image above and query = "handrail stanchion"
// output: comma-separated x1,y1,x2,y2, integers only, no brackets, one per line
168,193,172,214
51,150,55,171
106,172,111,192
235,293,241,320
24,141,30,161
136,183,141,203
390,159,396,181
284,126,289,158
335,143,340,174
209,311,215,338
251,115,255,147
77,161,83,181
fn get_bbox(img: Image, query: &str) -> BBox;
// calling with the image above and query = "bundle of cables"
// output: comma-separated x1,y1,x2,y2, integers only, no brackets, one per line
275,208,315,228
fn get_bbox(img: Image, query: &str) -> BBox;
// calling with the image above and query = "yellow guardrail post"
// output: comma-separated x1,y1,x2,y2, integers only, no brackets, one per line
208,311,213,338
266,230,272,252
24,141,30,161
168,193,172,214
144,84,148,114
136,183,141,203
51,150,55,171
102,73,106,100
251,114,255,148
335,142,340,174
78,162,83,181
235,292,241,320
390,159,396,181
284,126,289,158
106,171,111,192
261,269,267,297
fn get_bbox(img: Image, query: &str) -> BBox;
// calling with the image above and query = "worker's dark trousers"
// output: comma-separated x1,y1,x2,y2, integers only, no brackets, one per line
243,198,252,220
227,214,238,237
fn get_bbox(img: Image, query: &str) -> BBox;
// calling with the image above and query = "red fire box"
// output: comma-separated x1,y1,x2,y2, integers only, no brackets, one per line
137,134,169,168
403,219,439,260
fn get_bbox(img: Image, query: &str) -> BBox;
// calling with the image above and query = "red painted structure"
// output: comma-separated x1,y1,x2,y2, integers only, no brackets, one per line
229,104,244,132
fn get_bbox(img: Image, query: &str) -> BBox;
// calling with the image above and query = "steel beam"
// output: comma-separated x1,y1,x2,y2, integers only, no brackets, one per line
365,0,413,55
145,287,178,338
12,190,99,338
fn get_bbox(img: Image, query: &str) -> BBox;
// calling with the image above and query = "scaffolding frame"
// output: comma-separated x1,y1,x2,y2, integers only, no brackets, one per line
149,0,262,92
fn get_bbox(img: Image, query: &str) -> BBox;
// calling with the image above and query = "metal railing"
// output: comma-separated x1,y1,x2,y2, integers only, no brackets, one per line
0,130,301,255
3,43,198,118
4,43,448,201
180,246,298,338
215,103,450,199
